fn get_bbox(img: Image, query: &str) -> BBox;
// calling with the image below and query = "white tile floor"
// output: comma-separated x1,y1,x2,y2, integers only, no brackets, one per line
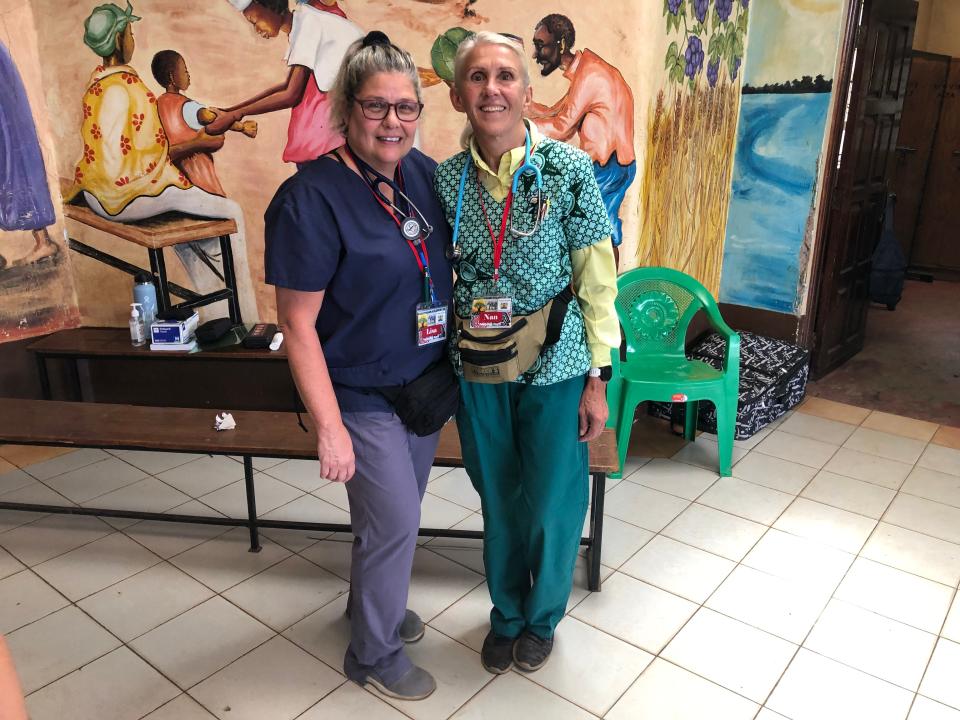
1,402,960,719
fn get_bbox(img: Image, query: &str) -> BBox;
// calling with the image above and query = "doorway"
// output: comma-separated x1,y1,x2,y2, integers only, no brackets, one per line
806,0,960,426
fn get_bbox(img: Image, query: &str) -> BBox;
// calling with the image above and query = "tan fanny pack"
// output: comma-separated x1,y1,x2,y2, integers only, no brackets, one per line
456,288,573,383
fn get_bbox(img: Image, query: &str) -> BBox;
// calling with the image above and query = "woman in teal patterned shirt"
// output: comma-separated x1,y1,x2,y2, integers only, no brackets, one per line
434,31,619,674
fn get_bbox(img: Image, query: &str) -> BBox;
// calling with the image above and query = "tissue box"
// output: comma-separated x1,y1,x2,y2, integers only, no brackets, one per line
150,311,199,344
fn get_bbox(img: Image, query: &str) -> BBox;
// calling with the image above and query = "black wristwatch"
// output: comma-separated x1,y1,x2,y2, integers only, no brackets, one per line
588,366,613,382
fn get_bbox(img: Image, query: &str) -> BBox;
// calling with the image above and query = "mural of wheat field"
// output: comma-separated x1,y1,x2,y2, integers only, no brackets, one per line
636,0,748,296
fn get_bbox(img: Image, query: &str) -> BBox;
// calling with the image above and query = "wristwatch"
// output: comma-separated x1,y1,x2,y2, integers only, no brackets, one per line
588,366,613,382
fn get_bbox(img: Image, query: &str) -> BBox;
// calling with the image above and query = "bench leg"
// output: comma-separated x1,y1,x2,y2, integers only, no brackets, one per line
219,234,242,326
587,471,606,592
243,456,261,552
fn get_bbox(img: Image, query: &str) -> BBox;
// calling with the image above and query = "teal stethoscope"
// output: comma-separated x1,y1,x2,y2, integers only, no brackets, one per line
445,129,546,263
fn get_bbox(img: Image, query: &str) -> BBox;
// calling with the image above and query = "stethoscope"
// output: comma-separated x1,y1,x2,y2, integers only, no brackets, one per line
344,144,438,303
344,144,435,243
446,129,545,262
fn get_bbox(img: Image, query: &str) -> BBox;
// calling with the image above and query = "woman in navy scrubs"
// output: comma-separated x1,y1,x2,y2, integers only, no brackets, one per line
264,32,452,701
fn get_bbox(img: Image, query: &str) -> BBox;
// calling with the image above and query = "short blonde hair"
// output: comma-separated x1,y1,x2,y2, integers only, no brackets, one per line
328,34,422,135
453,31,530,89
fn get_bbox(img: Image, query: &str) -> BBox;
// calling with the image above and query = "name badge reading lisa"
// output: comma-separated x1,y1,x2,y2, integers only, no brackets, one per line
416,302,448,346
470,296,513,329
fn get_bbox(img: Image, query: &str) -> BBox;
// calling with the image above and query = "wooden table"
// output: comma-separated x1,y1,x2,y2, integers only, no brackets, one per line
64,203,243,324
0,400,619,590
28,327,286,401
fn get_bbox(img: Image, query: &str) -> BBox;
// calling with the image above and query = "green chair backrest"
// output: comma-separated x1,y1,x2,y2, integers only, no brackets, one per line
615,267,718,361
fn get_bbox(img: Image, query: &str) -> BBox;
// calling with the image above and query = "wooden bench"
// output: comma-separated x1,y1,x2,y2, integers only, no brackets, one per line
64,203,244,325
0,399,618,591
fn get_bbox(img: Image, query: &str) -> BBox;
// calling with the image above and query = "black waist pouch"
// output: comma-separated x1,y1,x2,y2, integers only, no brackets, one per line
379,360,460,437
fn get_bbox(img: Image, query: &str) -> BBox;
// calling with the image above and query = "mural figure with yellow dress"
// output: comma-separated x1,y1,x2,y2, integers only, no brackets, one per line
64,2,258,320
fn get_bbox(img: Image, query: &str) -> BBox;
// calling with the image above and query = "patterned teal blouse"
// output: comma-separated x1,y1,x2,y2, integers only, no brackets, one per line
434,137,613,386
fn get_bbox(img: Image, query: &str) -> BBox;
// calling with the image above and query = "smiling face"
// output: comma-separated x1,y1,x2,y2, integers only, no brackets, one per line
450,43,531,145
346,71,419,177
532,25,561,76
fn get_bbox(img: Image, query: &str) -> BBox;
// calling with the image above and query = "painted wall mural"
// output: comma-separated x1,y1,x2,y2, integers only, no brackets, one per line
636,0,749,297
0,0,80,341
719,0,843,314
26,0,645,327
3,0,854,337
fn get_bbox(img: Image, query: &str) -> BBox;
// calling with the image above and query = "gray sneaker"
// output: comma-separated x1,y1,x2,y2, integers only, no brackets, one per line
399,609,425,643
513,630,554,672
363,665,437,701
345,605,424,644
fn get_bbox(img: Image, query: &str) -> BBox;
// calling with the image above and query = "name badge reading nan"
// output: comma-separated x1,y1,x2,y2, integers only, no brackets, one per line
470,296,513,329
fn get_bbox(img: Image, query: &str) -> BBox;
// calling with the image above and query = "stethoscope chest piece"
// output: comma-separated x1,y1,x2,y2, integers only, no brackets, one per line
444,245,462,262
401,217,422,241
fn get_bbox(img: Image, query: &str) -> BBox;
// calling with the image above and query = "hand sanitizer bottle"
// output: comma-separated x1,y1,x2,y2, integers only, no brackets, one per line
129,303,146,347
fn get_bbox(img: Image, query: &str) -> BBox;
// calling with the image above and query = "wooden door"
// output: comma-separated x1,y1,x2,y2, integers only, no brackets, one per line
811,0,917,377
892,52,949,261
911,59,960,273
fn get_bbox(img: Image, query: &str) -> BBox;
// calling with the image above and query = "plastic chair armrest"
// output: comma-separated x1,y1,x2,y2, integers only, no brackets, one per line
723,331,741,374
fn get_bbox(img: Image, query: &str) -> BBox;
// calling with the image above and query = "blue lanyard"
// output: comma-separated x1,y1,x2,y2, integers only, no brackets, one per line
450,129,543,257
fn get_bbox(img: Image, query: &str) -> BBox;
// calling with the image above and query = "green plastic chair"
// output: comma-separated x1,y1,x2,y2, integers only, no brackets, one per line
606,267,740,478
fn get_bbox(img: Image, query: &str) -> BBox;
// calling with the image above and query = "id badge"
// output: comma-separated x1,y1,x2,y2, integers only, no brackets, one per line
416,302,448,346
470,296,513,329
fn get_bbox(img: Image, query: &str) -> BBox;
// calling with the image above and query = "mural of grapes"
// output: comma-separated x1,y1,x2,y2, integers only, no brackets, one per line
636,0,750,296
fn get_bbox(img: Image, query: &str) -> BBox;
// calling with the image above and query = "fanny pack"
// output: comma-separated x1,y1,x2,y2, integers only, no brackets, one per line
456,287,573,384
378,360,460,437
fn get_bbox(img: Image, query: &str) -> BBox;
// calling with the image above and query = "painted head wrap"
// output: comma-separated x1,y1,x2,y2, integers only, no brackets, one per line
83,1,140,58
226,0,253,11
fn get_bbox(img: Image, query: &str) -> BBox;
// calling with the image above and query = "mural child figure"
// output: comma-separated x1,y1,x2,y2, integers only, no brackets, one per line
0,40,60,271
526,14,635,266
64,2,258,321
152,50,231,197
210,0,362,165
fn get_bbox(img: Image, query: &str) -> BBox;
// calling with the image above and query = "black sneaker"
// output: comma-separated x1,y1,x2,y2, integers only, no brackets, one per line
481,630,516,674
513,630,553,672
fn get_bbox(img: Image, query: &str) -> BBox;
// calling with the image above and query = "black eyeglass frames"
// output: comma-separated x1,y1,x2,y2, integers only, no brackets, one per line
354,98,423,122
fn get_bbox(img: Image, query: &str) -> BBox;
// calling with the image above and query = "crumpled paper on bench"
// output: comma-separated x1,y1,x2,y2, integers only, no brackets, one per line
214,412,236,431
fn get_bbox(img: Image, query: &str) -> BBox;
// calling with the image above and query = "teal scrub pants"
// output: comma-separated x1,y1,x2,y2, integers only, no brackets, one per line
457,374,589,639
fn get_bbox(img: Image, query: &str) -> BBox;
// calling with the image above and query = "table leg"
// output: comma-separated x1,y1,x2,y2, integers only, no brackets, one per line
36,355,51,400
149,248,170,313
587,471,606,592
68,359,83,402
219,234,242,326
243,456,261,552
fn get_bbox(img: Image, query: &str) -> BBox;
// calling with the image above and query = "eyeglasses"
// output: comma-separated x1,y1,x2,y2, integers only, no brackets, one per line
354,98,423,122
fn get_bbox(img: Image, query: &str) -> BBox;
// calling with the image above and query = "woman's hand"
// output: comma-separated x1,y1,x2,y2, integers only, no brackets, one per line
317,422,355,483
578,376,609,442
204,108,238,136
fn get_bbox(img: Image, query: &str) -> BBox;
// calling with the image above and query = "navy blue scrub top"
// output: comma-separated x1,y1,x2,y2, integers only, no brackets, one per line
264,148,453,412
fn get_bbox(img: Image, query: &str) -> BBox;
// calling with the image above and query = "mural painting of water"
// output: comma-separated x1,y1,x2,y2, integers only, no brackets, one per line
720,92,832,312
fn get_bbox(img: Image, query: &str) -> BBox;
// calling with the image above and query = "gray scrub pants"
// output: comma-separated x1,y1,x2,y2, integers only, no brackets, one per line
340,411,439,685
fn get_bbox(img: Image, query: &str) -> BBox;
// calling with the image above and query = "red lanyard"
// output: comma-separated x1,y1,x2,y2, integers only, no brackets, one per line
475,168,513,283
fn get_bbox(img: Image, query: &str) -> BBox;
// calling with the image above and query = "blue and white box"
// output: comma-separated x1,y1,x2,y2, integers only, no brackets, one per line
150,311,199,345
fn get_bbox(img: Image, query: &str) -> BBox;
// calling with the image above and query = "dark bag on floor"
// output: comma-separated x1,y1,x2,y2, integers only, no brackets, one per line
379,360,460,437
869,194,907,310
649,331,809,439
